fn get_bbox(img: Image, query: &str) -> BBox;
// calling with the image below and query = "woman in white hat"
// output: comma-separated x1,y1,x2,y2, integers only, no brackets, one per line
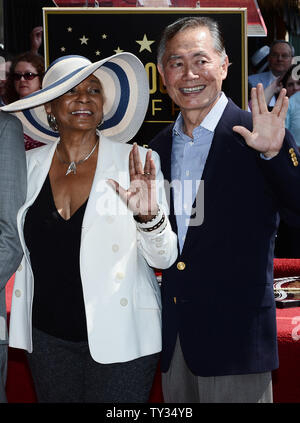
1,53,177,402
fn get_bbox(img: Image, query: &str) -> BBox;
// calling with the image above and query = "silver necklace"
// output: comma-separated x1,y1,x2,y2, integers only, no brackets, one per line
56,138,99,176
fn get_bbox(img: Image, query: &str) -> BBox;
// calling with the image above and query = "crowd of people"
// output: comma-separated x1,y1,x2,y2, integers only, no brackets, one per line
248,39,300,258
248,39,300,147
0,27,46,150
0,16,299,404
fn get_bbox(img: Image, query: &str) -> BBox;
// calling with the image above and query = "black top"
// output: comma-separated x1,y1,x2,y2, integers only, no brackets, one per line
24,174,88,341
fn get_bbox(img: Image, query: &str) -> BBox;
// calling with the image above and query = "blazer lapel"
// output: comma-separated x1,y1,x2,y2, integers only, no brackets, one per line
25,141,58,203
17,141,58,255
181,100,247,253
201,99,244,183
157,126,178,234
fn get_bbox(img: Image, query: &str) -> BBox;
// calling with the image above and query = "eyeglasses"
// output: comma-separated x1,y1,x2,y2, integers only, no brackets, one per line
269,53,292,60
12,72,40,81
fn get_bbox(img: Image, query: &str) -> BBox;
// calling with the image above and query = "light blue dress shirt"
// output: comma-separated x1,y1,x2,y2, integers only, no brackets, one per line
171,92,228,252
248,70,277,107
285,91,300,147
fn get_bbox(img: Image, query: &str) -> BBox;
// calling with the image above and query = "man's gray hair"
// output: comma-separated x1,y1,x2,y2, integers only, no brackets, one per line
157,16,227,66
269,40,295,57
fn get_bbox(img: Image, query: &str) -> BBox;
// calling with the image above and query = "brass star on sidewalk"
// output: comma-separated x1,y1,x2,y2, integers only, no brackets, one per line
136,34,155,53
79,35,89,45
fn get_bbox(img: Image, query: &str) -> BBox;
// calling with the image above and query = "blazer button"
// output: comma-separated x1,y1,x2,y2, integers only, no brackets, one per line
116,272,124,280
177,261,186,271
112,244,119,252
15,289,21,298
120,298,128,307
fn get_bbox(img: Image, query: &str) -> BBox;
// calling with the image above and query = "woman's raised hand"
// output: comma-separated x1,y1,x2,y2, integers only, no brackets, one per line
107,143,158,222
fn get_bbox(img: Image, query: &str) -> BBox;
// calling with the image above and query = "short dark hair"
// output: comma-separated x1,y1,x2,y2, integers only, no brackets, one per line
5,51,44,104
269,40,294,57
281,64,300,88
157,16,227,66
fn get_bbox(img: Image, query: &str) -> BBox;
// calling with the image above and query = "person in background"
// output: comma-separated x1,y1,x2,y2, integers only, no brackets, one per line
0,51,13,106
285,91,300,147
248,45,270,76
5,52,44,103
0,112,26,402
281,64,300,99
30,27,43,56
5,52,45,150
260,64,300,108
0,53,177,403
0,25,43,106
150,16,300,403
248,40,294,107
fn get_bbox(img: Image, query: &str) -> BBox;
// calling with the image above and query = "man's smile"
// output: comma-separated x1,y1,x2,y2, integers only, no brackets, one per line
180,85,205,94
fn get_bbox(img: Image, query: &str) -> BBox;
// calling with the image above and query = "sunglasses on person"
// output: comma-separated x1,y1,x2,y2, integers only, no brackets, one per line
12,72,40,81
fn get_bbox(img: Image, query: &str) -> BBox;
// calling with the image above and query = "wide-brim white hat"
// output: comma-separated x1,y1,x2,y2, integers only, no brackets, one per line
0,53,149,143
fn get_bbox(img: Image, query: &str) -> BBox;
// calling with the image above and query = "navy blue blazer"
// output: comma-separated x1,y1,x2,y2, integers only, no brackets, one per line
150,99,300,376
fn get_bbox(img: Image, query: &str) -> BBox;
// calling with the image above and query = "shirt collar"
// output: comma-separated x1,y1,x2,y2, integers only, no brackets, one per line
173,92,228,136
270,71,278,81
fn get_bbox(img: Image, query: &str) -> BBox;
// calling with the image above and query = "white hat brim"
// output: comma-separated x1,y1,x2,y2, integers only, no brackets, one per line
1,52,149,144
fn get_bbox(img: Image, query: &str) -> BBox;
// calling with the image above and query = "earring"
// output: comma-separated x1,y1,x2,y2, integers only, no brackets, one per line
47,114,59,132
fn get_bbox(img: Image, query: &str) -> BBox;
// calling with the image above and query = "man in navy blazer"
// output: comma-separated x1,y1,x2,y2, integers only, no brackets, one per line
150,16,300,403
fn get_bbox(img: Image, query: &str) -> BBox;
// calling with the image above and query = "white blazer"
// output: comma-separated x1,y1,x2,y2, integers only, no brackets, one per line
9,135,178,363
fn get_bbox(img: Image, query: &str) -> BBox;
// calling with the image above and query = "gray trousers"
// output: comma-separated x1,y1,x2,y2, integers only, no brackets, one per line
162,336,273,403
27,327,159,403
0,344,7,403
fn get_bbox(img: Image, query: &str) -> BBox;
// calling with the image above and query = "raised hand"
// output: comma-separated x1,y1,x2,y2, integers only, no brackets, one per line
233,83,289,158
30,26,43,55
107,143,158,222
